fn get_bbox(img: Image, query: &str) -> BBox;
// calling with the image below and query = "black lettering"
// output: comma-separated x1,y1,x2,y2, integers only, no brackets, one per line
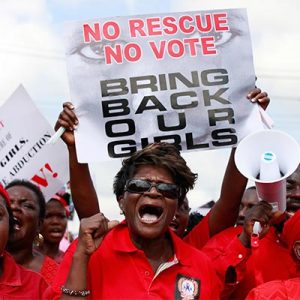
203,88,230,106
136,96,167,114
186,132,209,149
0,139,27,167
28,149,36,158
169,71,200,90
102,99,130,117
201,69,229,86
208,108,235,126
154,135,182,151
101,78,128,97
157,113,186,131
1,134,48,171
44,133,51,139
130,75,158,94
107,140,137,158
211,128,237,146
0,158,7,167
39,137,47,146
158,74,168,91
170,92,198,109
105,119,135,137
19,138,27,145
141,135,182,150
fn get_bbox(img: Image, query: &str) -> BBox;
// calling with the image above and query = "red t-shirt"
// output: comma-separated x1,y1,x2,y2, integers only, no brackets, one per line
202,225,299,299
89,223,221,299
47,222,221,300
246,277,300,300
0,251,49,299
40,255,59,285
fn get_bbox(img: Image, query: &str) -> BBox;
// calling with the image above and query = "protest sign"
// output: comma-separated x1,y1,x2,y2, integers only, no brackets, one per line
64,8,265,163
0,85,69,200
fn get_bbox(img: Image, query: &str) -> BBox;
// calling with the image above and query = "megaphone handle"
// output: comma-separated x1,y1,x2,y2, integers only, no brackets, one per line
251,221,261,248
251,234,259,248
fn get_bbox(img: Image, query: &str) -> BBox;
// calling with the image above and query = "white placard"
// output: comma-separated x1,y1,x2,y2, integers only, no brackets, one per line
0,85,69,200
64,8,264,162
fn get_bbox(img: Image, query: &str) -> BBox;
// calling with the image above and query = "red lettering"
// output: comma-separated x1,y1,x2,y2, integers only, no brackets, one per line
178,15,194,34
183,38,198,56
129,19,146,37
31,163,58,188
201,36,217,55
146,17,162,36
214,13,229,31
149,40,166,59
83,23,101,42
195,14,213,33
102,21,120,40
104,44,123,64
162,16,178,35
168,39,184,58
124,43,142,62
104,43,142,64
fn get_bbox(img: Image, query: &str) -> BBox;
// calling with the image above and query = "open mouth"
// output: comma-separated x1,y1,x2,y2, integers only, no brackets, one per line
49,228,64,237
49,228,63,234
13,217,22,231
138,204,163,224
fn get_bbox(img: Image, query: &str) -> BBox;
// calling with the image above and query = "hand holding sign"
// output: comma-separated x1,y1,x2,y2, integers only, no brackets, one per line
54,102,78,147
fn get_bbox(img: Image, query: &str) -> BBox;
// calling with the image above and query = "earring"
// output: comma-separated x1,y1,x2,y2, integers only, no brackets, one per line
119,202,124,215
34,233,44,247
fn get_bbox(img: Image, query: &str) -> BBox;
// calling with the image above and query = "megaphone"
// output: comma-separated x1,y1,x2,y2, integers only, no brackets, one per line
235,129,300,212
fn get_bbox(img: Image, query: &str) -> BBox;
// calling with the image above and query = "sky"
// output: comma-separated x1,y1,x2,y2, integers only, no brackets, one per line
0,0,299,224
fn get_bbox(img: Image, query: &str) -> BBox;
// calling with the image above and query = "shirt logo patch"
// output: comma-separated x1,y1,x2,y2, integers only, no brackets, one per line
175,274,200,300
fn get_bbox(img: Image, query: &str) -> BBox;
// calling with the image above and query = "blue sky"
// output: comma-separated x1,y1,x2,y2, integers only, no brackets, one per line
0,0,299,222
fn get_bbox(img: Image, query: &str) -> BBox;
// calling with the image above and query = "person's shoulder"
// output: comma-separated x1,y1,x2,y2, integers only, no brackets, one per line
18,262,43,278
284,277,300,288
246,280,287,300
209,225,242,243
17,261,49,287
3,252,48,294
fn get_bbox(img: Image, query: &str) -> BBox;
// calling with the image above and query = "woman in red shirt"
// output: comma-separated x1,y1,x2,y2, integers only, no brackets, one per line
36,193,69,264
0,184,49,299
5,179,59,285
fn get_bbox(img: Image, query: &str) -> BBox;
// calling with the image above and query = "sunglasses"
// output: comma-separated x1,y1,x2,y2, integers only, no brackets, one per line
125,179,179,199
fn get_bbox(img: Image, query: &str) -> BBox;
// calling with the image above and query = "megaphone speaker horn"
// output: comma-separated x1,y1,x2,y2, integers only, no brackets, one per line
235,129,300,212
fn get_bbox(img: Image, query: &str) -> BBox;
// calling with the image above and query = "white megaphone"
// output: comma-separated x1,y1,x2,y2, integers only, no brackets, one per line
235,129,300,212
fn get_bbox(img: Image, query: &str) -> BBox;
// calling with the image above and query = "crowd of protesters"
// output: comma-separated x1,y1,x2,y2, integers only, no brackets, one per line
0,87,300,300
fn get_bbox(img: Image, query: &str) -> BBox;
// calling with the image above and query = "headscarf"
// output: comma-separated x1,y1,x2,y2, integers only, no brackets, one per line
0,183,10,205
49,193,70,218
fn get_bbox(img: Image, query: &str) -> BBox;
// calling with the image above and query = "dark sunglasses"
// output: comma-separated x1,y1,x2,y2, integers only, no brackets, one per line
125,179,179,199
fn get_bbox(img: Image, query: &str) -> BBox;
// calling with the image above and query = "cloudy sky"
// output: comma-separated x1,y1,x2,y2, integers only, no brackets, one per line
0,0,299,222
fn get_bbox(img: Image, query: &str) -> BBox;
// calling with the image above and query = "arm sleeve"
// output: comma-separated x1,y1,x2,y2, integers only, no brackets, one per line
183,213,210,249
201,227,251,299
